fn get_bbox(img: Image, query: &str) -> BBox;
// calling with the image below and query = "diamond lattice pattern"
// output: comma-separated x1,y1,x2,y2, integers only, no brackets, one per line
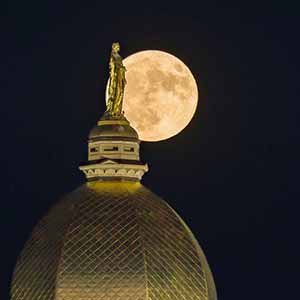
11,182,211,300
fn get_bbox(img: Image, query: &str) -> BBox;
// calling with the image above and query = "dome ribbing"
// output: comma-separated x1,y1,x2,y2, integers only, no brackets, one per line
11,182,217,300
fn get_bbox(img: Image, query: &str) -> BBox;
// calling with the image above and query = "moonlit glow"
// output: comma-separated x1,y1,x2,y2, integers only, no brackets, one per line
122,50,198,142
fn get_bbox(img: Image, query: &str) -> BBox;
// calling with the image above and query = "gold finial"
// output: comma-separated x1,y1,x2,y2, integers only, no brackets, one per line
105,42,127,117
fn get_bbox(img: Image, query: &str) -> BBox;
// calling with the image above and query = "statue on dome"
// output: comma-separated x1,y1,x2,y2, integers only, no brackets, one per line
106,42,127,117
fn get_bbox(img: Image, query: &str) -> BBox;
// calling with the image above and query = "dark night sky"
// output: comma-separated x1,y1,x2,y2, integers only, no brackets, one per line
1,1,294,300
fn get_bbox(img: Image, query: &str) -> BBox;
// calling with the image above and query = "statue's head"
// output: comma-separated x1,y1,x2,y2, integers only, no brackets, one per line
112,42,120,52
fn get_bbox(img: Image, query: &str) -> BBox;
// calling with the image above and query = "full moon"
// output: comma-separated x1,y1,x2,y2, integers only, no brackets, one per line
122,50,198,141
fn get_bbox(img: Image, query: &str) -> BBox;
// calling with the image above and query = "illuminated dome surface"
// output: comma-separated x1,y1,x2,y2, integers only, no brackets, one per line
11,181,217,300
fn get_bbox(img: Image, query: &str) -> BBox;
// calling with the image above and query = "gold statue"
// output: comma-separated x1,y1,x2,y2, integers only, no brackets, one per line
106,42,126,117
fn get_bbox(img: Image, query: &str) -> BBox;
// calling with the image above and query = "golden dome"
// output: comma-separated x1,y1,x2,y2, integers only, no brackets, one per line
11,44,217,300
11,181,217,300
